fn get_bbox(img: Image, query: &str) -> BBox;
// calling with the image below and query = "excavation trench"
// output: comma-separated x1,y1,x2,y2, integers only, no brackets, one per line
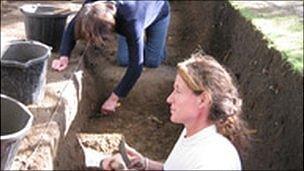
5,1,303,170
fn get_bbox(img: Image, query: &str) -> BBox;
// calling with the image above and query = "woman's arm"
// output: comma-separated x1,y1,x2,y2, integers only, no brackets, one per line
126,143,164,170
145,158,164,170
58,17,77,57
59,0,95,57
113,22,144,97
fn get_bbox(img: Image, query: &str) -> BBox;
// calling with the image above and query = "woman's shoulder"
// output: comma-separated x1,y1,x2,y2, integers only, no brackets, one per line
195,134,242,170
204,132,239,152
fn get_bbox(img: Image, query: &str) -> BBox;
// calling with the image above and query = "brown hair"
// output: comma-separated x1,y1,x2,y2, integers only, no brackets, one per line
74,2,116,46
177,51,251,157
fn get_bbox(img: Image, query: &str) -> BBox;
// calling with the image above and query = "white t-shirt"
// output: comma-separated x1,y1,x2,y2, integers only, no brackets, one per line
164,125,241,170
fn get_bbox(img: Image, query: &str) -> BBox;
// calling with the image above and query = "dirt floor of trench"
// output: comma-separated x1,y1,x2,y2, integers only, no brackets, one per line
1,1,303,170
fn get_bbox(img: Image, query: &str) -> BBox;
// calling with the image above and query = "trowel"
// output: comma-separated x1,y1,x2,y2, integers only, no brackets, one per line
77,133,130,170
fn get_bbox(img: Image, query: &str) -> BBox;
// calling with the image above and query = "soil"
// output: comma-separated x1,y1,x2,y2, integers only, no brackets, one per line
1,1,303,170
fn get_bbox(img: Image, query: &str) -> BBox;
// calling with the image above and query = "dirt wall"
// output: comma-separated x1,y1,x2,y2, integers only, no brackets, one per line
166,1,218,65
168,1,303,170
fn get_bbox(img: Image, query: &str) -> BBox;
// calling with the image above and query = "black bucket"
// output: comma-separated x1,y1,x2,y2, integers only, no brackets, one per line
20,4,72,52
1,40,52,105
1,94,33,170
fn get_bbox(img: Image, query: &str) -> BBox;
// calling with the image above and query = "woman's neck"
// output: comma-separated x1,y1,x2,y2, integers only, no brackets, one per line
184,119,212,138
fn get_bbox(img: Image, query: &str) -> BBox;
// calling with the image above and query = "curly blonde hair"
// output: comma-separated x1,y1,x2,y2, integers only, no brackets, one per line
74,1,116,46
177,51,251,157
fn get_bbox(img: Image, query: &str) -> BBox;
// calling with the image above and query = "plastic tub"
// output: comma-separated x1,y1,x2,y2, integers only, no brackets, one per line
1,94,34,170
1,40,52,105
20,4,72,52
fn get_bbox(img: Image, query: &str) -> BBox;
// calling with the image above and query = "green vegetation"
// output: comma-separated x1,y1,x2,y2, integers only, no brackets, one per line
230,1,303,74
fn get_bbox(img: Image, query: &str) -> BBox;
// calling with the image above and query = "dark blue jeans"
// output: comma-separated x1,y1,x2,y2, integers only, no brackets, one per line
117,14,170,67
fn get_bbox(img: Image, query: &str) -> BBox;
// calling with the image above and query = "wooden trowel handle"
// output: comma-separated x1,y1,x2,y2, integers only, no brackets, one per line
53,8,70,14
119,139,131,167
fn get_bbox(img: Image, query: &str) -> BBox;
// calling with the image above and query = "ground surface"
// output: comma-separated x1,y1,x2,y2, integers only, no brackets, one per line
231,1,303,72
1,1,303,170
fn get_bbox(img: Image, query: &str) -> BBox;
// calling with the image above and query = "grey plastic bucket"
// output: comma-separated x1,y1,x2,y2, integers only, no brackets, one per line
20,4,72,52
1,40,52,105
1,94,34,170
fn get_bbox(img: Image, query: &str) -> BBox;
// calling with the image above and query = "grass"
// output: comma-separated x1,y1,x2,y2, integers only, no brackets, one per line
230,1,303,74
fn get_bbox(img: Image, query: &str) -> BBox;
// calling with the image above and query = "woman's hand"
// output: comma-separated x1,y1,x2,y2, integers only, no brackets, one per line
101,144,148,170
52,56,69,71
101,92,120,114
125,144,147,170
101,153,128,170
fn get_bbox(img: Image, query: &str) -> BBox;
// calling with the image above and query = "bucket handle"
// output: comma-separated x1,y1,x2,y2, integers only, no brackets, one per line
20,4,39,14
0,94,34,140
20,4,73,16
1,40,52,69
25,40,52,67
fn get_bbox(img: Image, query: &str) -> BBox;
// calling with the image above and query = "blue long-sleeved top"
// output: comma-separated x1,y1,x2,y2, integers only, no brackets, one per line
59,0,170,97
